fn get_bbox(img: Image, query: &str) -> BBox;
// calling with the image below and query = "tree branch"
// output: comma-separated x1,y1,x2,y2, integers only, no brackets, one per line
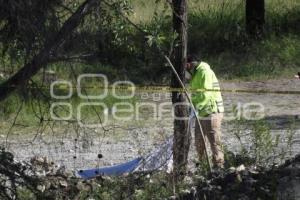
0,0,100,102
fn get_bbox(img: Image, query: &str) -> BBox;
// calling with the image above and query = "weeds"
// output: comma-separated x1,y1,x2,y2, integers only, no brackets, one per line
130,0,300,81
229,117,296,167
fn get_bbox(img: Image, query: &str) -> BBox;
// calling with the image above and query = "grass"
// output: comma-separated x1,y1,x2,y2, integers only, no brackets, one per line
0,84,138,137
227,116,296,166
1,2,299,199
131,0,299,23
188,0,300,80
1,0,299,83
0,0,298,136
207,34,300,80
0,0,299,134
129,0,300,81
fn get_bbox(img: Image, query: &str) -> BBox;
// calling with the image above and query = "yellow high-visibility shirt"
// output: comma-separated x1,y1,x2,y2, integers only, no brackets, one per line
190,62,224,117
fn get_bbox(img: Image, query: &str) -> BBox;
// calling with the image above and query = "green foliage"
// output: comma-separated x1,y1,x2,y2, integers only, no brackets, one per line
207,34,300,80
0,0,63,60
130,0,300,81
0,85,137,130
1,0,299,85
0,94,20,117
75,173,174,200
17,188,37,200
250,120,275,164
230,118,296,167
1,1,299,199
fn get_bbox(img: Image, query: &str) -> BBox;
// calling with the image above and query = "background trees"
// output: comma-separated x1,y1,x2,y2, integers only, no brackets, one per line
0,0,299,97
246,0,265,37
0,0,100,101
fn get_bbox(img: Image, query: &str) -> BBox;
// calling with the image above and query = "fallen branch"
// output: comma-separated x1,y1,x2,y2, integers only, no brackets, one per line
164,55,212,173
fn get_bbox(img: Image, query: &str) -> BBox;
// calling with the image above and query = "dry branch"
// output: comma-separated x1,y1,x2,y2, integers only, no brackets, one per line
0,0,100,102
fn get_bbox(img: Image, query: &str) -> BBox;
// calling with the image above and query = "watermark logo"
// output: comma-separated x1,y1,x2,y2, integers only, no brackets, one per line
50,73,265,127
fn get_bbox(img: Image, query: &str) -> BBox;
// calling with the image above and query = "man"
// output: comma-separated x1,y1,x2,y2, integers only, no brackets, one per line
186,55,225,168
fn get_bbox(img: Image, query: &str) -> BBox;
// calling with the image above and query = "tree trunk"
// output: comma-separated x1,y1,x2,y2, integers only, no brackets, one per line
0,0,99,102
246,0,265,38
171,0,190,181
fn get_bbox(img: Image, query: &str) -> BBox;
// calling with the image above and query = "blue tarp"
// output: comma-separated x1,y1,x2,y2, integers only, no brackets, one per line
78,157,143,179
77,111,196,179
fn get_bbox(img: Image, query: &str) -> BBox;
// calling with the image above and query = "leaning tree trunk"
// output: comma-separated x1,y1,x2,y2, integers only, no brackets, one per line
246,0,265,38
171,0,190,181
0,0,99,102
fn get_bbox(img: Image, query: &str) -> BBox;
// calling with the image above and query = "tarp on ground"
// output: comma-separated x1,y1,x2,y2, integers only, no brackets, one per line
77,112,195,179
134,136,173,172
77,137,173,179
78,157,143,179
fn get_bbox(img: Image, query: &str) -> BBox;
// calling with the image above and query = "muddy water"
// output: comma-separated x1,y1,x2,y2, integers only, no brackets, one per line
1,79,300,171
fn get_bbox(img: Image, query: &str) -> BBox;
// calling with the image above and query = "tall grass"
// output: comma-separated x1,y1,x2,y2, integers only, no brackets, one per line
131,0,299,22
0,85,137,135
1,0,299,131
130,0,300,80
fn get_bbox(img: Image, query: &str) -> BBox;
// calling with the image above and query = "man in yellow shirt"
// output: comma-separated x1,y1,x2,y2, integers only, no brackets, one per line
186,55,225,168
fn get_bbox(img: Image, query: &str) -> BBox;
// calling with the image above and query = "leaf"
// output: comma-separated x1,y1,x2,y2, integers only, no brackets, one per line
145,35,154,47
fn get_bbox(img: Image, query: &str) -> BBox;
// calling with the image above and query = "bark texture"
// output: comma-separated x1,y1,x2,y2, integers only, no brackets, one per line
171,0,190,181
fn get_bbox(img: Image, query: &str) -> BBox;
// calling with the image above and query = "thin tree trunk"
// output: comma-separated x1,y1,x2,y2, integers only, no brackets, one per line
171,0,190,181
246,0,265,38
0,0,99,102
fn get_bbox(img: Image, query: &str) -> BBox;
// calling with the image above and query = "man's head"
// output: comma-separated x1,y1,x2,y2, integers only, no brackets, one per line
186,55,200,73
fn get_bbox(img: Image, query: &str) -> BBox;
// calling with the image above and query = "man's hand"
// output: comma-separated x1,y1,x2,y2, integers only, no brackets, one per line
295,72,300,79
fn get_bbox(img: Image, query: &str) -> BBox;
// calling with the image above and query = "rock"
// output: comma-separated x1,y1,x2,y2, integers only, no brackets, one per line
236,174,242,183
180,189,190,194
184,176,193,185
190,186,197,195
248,169,259,175
37,184,46,192
69,149,75,153
30,156,45,164
76,181,86,191
229,167,236,173
36,170,46,177
45,181,51,189
169,196,177,200
59,180,68,188
236,164,245,172
193,175,205,183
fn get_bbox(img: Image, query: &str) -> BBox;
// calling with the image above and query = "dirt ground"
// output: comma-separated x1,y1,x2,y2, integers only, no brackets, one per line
1,78,300,171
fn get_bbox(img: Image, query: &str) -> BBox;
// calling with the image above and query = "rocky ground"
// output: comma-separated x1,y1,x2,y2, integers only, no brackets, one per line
1,78,300,171
174,154,300,200
1,78,300,200
1,146,300,200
